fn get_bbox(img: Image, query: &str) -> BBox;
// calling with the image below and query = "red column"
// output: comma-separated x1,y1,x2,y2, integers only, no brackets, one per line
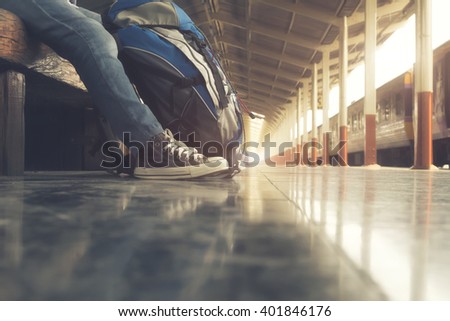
322,51,331,166
302,86,309,166
339,16,349,166
322,132,330,165
310,63,318,166
296,86,303,165
414,0,434,169
338,126,348,166
415,92,433,168
364,0,378,166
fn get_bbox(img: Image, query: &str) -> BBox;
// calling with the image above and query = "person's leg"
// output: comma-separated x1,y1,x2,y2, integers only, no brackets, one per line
0,0,163,145
0,0,230,178
74,4,103,23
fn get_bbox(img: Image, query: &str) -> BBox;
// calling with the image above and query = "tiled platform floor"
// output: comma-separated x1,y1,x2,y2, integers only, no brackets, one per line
0,166,449,300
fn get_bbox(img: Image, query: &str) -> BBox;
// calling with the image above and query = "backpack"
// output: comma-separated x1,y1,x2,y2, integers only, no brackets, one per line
105,0,244,175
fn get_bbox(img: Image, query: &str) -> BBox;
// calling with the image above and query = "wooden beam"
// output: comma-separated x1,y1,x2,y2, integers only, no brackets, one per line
0,9,85,90
219,35,312,68
256,0,338,26
228,67,296,93
211,11,322,50
0,71,25,176
210,0,412,53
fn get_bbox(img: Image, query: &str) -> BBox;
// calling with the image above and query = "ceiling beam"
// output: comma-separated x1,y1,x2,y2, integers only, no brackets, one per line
255,0,338,25
211,11,322,51
348,0,412,25
235,84,291,105
219,36,312,69
256,0,411,28
225,57,302,82
223,38,366,75
228,67,297,93
208,0,413,54
247,96,290,111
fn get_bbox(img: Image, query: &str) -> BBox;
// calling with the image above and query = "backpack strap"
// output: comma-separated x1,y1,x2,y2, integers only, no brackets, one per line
175,75,205,88
184,31,229,109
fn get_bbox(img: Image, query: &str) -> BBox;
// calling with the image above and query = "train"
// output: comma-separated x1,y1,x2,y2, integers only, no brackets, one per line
317,40,450,167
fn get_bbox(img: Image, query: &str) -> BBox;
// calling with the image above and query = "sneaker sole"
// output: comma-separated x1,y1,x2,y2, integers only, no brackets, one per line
133,157,230,180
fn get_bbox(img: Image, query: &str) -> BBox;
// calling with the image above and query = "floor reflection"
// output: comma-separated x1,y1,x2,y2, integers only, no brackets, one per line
264,167,450,300
3,167,449,300
0,170,391,300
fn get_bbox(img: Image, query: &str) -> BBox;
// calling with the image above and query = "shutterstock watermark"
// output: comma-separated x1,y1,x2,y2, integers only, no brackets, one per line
242,134,348,167
100,132,348,169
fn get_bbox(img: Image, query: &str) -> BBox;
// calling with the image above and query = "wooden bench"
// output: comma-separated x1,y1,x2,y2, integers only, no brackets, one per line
0,9,91,176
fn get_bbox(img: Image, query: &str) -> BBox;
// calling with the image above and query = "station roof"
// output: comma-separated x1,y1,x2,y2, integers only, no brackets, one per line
176,0,415,137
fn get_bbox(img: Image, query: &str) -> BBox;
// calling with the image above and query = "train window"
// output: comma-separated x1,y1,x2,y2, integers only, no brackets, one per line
395,93,403,116
332,124,338,145
376,104,381,123
379,99,391,121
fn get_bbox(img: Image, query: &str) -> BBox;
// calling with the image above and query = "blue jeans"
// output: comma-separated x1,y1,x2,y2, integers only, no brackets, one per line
0,0,163,145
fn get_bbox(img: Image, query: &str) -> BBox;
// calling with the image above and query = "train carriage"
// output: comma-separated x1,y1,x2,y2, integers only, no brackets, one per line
324,40,450,167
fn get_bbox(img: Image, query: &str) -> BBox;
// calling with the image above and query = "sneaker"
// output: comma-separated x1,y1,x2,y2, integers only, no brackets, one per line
133,129,230,180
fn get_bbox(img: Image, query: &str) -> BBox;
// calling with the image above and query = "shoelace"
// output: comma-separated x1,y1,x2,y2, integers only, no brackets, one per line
162,129,205,162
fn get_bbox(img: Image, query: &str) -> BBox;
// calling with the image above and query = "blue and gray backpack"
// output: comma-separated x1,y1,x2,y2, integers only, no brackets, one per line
105,0,244,174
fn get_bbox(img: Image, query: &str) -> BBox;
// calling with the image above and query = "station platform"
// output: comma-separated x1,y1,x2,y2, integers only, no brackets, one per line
0,166,449,301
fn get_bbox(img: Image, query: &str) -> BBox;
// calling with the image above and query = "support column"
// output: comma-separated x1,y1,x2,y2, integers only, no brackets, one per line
0,71,25,176
414,0,433,169
296,86,302,163
339,16,349,166
322,51,331,166
288,103,295,163
311,63,318,166
364,0,377,166
302,86,309,166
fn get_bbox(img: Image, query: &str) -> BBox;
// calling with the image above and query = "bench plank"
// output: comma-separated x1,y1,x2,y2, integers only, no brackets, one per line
0,8,86,91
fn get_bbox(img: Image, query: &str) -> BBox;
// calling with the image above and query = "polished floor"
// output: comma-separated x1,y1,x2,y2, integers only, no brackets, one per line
0,166,449,300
